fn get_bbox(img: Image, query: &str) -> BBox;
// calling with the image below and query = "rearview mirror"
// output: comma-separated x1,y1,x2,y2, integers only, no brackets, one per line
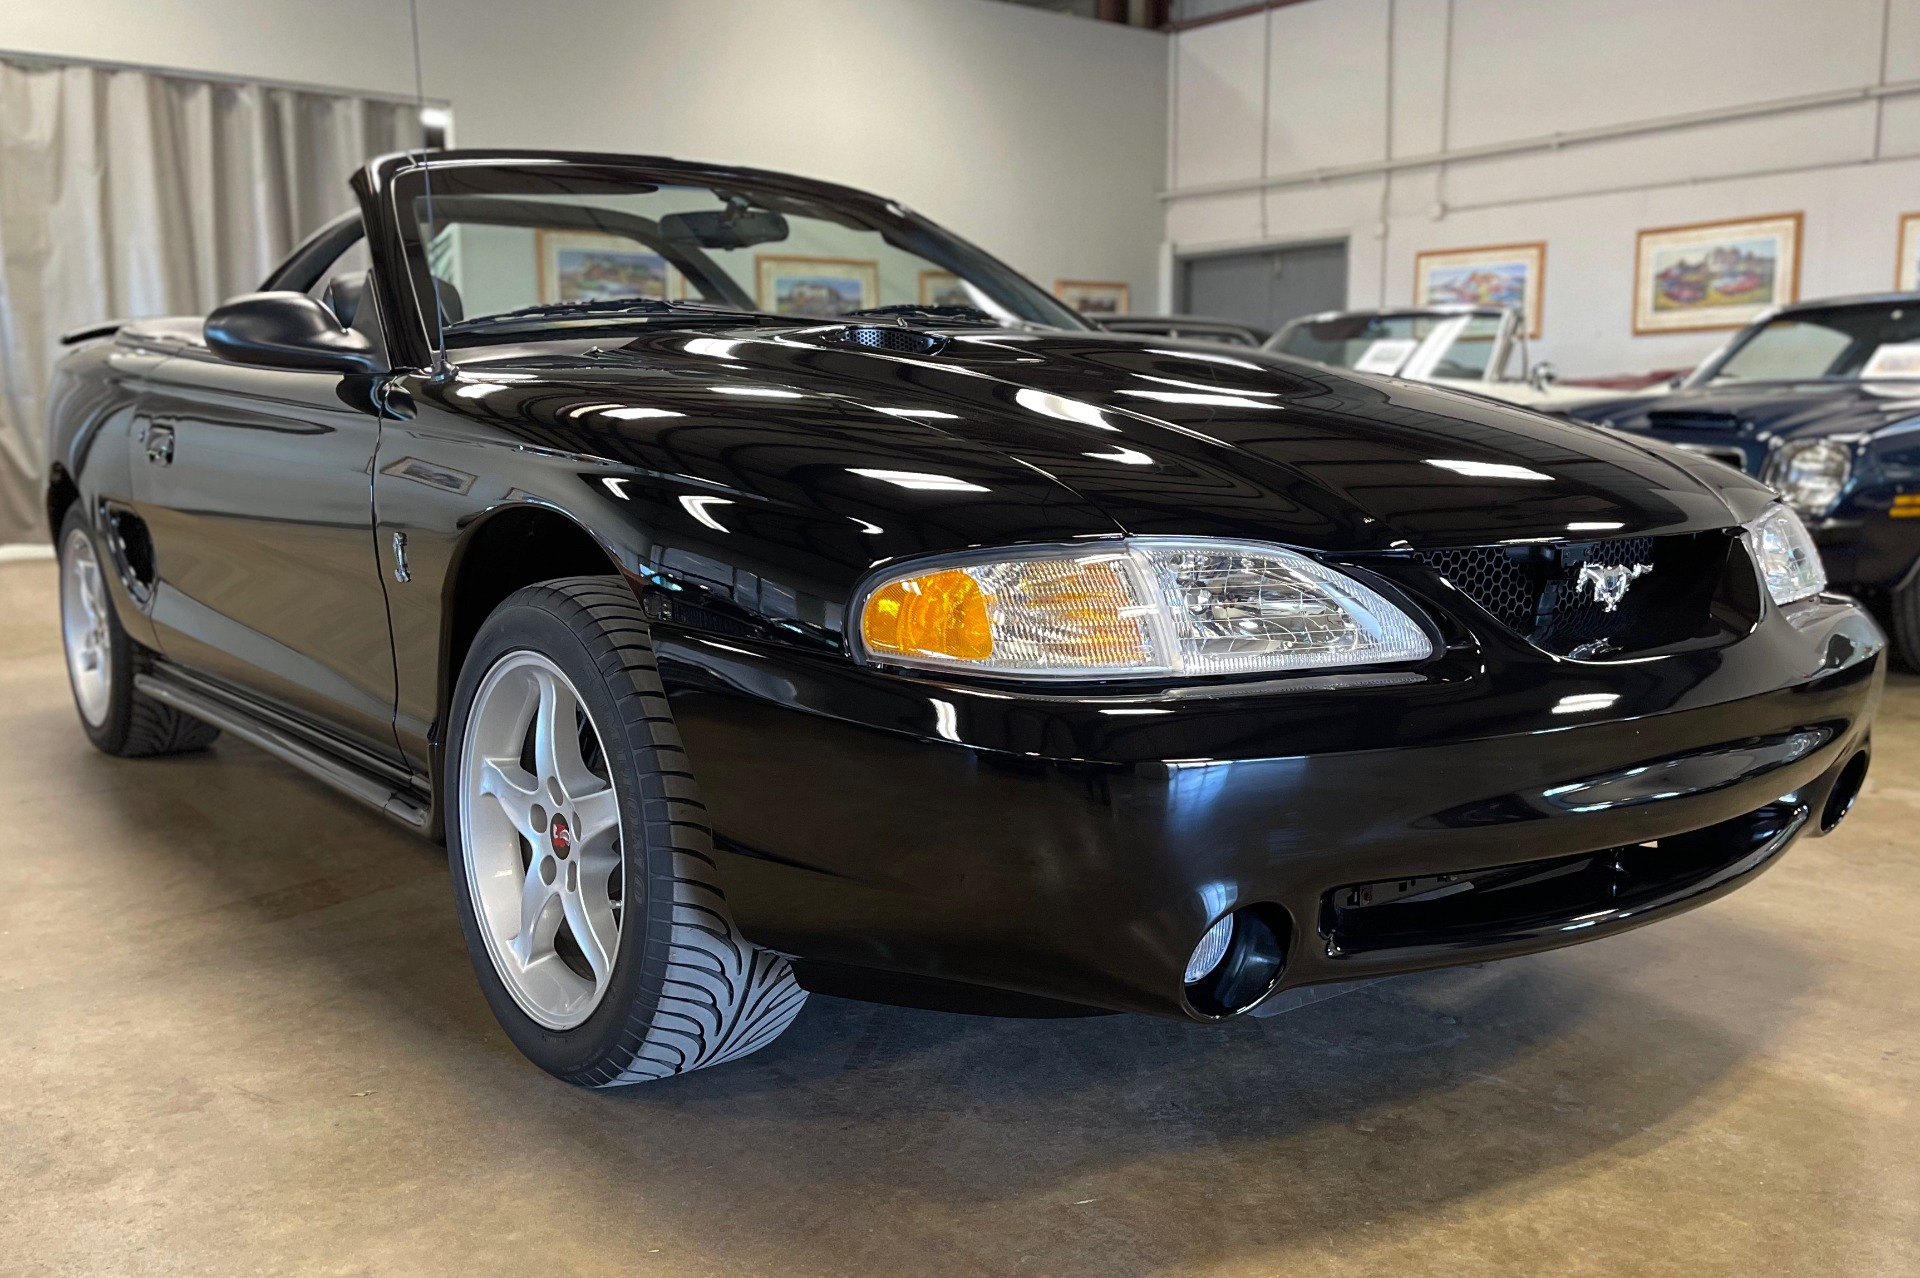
658,207,789,250
1528,361,1560,392
205,292,379,374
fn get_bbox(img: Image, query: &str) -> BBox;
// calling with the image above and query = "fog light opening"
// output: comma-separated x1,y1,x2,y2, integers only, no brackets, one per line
1821,751,1869,833
1184,904,1292,1019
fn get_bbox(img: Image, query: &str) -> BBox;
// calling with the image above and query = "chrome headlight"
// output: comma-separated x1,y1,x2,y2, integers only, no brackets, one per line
1766,439,1851,515
853,539,1433,679
1744,504,1826,605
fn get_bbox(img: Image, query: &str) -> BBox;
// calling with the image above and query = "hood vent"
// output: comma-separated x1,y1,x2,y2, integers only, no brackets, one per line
1646,409,1746,432
821,325,950,356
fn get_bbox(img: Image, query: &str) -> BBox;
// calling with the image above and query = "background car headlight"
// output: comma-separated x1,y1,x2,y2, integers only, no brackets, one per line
1745,504,1826,605
856,538,1432,678
1766,439,1851,515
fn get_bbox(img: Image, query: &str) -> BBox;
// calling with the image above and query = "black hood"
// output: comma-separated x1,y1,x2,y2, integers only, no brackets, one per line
1580,380,1920,446
428,325,1767,563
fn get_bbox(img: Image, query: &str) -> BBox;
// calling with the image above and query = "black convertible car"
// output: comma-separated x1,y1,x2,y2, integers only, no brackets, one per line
47,150,1883,1087
1571,294,1920,669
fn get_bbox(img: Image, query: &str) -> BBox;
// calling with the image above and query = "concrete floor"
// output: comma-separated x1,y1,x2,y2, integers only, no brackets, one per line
2,559,1917,1278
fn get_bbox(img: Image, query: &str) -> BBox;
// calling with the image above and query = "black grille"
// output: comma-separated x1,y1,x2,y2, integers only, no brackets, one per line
1647,409,1745,431
1416,532,1756,659
824,325,950,355
1417,547,1533,632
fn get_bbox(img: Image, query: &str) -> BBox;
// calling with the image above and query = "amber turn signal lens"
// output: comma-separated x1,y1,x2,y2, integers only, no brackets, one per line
861,568,993,662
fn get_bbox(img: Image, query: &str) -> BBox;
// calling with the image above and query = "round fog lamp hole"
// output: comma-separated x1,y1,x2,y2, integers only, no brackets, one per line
1185,916,1235,984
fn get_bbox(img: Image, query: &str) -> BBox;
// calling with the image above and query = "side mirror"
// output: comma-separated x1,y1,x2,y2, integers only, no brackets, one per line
1528,360,1559,392
205,291,378,374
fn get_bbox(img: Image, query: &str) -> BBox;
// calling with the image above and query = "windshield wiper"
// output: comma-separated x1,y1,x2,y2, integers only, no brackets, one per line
837,304,1005,327
446,298,782,332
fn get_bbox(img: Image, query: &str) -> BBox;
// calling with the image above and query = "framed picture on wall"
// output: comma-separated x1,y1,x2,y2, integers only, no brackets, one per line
536,230,670,304
919,270,973,308
1054,279,1131,317
1633,213,1801,334
1413,242,1545,337
755,255,878,317
1898,212,1920,292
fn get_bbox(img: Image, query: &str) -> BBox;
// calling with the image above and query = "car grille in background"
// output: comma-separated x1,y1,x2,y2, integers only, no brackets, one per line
1646,409,1746,431
1416,531,1757,659
823,326,950,355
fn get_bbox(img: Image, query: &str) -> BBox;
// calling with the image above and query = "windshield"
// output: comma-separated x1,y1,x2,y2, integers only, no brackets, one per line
391,162,1088,342
1269,312,1503,380
1703,302,1920,383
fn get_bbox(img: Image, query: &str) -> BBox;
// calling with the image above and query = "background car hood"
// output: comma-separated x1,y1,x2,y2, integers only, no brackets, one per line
1577,381,1920,445
439,325,1762,558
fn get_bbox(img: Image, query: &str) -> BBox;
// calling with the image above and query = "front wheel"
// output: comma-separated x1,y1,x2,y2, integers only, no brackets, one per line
446,577,805,1086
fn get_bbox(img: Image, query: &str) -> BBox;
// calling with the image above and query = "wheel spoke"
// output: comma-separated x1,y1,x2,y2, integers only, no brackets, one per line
562,888,617,992
572,784,620,847
510,860,561,968
531,669,597,799
479,756,542,842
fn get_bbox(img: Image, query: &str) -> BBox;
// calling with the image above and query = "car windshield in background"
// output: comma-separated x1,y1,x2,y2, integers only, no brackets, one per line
392,163,1088,341
1706,303,1920,383
1271,312,1503,379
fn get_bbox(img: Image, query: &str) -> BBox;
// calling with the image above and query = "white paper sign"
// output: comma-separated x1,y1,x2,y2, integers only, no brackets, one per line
1353,338,1417,375
1861,342,1920,379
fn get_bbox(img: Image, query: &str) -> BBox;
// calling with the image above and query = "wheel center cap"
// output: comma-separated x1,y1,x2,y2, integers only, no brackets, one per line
549,813,573,859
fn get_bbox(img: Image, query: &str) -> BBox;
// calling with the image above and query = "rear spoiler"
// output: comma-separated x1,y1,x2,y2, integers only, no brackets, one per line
59,321,124,346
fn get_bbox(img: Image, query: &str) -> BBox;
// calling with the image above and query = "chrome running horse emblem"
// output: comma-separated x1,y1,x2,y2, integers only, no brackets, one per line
1577,562,1653,613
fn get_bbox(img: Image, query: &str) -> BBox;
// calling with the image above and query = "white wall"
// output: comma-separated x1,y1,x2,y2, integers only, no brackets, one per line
0,0,1167,308
1167,0,1920,377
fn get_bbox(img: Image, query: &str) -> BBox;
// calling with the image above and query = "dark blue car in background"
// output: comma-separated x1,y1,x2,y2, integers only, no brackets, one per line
1572,293,1920,668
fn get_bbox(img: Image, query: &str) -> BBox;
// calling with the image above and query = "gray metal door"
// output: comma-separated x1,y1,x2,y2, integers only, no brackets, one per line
1181,241,1348,332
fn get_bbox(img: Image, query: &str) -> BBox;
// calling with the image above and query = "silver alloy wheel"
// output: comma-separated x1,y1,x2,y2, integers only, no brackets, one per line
460,650,627,1031
61,527,113,727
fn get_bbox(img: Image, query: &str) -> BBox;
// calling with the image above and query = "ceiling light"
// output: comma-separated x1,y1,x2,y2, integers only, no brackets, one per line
1015,387,1115,430
1427,459,1553,481
848,468,989,492
1143,348,1263,370
1134,374,1277,396
870,407,960,419
1567,521,1624,531
711,386,803,398
678,494,734,530
1119,390,1279,409
1552,693,1620,715
603,406,685,420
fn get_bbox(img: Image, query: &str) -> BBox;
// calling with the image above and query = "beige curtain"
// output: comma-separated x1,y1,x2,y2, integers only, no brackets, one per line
0,57,419,544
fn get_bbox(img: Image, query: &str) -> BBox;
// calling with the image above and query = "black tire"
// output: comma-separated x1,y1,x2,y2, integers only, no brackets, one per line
56,507,220,758
1892,576,1920,673
446,576,805,1086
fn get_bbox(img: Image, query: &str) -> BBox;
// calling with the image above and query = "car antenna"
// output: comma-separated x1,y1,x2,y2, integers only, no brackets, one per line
408,0,453,384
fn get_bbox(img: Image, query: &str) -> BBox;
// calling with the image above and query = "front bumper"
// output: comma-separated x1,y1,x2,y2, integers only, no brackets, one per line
658,594,1884,1021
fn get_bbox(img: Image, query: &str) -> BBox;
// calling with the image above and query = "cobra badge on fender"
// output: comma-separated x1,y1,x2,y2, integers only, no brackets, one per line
1578,561,1654,613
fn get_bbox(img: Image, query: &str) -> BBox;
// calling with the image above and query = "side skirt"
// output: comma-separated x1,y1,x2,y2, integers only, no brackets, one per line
133,665,431,831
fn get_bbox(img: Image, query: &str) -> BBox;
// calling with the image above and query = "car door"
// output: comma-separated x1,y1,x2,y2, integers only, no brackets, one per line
127,334,401,766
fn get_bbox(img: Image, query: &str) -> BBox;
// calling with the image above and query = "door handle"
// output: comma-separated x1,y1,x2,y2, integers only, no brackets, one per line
145,425,175,466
